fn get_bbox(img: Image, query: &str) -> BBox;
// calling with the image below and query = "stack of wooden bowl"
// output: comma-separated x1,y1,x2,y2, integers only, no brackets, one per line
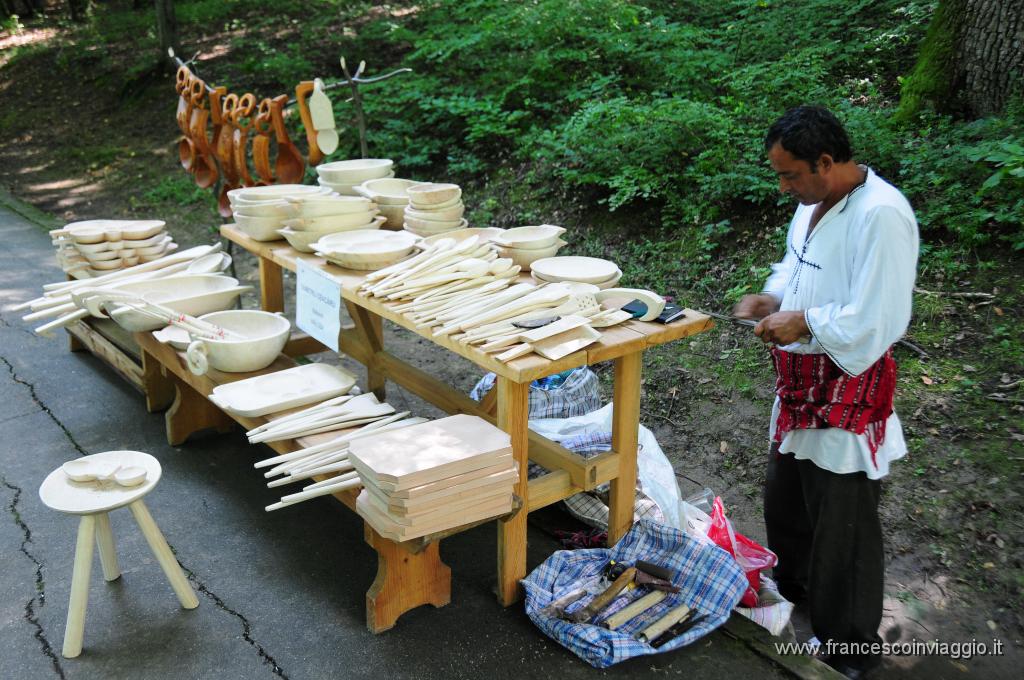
316,159,395,195
354,177,428,229
279,195,385,252
529,255,623,289
52,220,176,275
311,229,419,271
402,183,467,237
492,225,568,271
229,185,331,242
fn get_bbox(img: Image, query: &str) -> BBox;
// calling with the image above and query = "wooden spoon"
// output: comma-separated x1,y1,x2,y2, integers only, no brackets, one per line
178,74,198,172
252,98,275,184
231,93,257,187
294,81,323,166
270,94,306,184
189,78,218,188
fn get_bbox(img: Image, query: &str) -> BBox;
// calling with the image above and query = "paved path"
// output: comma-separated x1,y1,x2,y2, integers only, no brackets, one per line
0,196,814,680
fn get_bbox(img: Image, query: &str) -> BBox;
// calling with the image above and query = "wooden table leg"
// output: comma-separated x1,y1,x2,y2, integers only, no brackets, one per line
496,377,529,605
608,351,642,546
165,380,235,446
364,524,451,633
141,349,176,413
345,301,386,401
259,257,285,313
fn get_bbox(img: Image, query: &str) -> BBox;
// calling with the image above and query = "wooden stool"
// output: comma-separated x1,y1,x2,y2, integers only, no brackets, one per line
38,450,199,658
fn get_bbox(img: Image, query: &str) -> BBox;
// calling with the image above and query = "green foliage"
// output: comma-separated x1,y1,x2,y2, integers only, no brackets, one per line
140,175,209,207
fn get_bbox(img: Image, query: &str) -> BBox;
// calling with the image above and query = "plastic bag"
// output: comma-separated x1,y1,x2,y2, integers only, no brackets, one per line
706,497,777,607
530,403,681,528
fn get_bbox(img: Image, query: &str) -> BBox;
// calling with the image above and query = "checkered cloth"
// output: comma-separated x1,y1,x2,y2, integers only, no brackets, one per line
470,368,601,419
522,520,748,668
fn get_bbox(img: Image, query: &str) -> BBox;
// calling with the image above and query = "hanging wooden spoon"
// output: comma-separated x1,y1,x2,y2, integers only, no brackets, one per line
270,94,306,184
294,81,323,167
189,78,218,188
175,66,192,135
252,98,275,184
231,93,257,187
216,92,240,217
178,74,198,172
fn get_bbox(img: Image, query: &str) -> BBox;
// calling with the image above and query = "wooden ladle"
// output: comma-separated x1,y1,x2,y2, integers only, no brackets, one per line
175,66,192,135
178,75,199,172
252,98,275,184
270,95,306,184
189,79,219,188
294,81,323,167
231,93,258,187
216,92,240,217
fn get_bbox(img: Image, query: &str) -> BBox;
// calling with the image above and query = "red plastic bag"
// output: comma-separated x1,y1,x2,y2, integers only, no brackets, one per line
707,496,777,607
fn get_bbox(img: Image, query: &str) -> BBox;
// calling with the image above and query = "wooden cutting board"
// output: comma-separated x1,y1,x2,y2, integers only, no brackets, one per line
364,476,516,517
363,485,513,525
347,414,513,490
386,459,519,500
372,468,519,511
356,490,514,541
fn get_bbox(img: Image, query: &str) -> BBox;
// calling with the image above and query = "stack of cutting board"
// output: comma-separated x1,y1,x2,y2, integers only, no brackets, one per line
349,414,518,541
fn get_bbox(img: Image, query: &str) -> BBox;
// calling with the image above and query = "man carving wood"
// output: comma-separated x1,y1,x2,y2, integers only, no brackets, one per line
734,105,919,678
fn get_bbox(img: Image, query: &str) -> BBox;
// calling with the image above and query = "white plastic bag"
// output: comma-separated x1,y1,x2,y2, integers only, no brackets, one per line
529,403,681,528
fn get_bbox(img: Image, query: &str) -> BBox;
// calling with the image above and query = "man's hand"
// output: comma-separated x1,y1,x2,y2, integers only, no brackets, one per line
754,311,810,346
733,294,780,320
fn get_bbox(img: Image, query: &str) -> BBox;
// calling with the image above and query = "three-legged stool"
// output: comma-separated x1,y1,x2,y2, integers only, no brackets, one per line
38,450,199,658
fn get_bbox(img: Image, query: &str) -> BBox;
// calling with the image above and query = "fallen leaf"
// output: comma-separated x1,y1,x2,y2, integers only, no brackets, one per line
927,428,939,435
720,441,729,454
963,364,977,372
987,620,997,631
994,307,1003,316
922,376,934,385
982,562,996,569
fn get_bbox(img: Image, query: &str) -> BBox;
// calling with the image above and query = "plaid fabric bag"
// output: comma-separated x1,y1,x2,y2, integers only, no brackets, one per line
522,520,748,668
469,368,601,419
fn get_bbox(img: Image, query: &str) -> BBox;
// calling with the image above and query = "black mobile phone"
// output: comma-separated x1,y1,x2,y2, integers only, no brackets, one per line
621,300,687,324
656,304,686,324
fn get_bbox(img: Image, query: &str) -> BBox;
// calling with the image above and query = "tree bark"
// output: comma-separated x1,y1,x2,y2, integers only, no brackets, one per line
154,0,179,71
957,0,1024,116
898,0,1024,120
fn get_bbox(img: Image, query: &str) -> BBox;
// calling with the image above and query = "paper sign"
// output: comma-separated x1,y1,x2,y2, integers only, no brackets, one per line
296,259,342,352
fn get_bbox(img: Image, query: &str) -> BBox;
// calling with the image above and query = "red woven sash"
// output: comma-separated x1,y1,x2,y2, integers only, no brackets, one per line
770,347,897,467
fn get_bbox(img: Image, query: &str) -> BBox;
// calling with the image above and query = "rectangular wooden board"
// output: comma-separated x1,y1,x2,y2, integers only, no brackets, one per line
356,490,514,541
347,414,513,489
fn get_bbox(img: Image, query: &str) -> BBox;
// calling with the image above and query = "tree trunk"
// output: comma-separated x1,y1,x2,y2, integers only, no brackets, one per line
154,0,179,70
897,0,1024,120
68,0,88,23
958,0,1024,116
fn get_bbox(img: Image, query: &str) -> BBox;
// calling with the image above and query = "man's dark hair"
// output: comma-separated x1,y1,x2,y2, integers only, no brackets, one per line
764,105,853,170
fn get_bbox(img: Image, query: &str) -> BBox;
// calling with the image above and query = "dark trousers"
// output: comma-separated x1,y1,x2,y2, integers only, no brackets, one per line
764,444,883,669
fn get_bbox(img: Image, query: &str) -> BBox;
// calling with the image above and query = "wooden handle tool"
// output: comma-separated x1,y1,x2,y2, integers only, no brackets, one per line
635,602,691,642
602,590,668,630
569,566,637,624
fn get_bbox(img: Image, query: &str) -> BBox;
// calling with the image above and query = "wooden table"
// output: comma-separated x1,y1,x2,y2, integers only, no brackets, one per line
222,225,713,606
135,332,458,632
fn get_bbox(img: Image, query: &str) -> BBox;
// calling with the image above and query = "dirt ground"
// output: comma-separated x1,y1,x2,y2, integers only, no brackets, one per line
1,20,1021,678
